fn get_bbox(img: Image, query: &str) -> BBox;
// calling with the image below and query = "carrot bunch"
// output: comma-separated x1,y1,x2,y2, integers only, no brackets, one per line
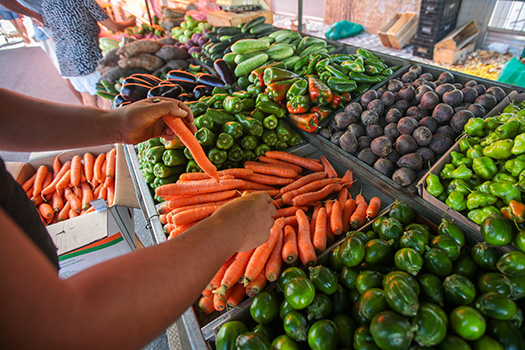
154,150,383,315
20,148,117,226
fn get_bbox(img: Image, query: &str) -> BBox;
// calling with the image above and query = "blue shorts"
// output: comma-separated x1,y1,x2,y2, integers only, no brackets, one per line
0,7,20,21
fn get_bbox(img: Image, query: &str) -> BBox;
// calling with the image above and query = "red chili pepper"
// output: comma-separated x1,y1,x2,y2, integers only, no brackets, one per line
308,76,333,106
265,78,299,102
310,106,332,122
341,92,352,101
328,94,345,110
509,200,525,223
286,95,312,114
288,112,319,133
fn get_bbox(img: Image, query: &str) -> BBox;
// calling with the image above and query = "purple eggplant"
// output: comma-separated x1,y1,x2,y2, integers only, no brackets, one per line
165,78,197,92
188,46,202,55
120,83,151,102
122,76,155,87
197,73,226,88
177,93,195,102
167,70,197,83
192,84,212,100
161,85,183,99
147,83,182,98
128,73,163,86
213,59,235,86
197,36,209,47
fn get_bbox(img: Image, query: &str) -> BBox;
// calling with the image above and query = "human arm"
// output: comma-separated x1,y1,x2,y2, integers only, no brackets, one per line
0,0,43,23
0,89,195,152
0,191,276,349
100,16,136,33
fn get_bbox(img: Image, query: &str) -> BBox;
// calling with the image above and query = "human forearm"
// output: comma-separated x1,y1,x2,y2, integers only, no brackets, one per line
0,0,43,21
100,18,135,33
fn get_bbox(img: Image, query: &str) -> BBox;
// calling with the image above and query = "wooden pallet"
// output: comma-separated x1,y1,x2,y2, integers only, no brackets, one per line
378,12,418,49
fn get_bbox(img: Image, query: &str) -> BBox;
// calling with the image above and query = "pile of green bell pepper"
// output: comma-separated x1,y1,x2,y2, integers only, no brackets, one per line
426,102,525,226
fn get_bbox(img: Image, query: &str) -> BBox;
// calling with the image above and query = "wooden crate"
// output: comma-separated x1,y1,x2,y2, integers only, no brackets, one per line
206,10,273,27
433,20,480,65
378,12,418,49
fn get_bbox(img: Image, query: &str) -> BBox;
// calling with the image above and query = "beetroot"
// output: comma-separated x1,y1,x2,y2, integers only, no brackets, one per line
420,91,441,110
431,103,454,123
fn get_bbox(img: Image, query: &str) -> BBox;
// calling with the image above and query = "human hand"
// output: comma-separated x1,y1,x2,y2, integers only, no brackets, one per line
212,192,277,252
112,96,195,145
127,17,137,28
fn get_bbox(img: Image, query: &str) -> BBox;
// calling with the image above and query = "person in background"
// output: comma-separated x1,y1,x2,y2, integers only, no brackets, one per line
40,0,136,108
0,4,31,44
0,88,276,349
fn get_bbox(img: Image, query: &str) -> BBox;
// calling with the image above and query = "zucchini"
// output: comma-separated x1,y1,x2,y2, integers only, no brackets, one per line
234,53,269,77
250,23,275,35
231,39,270,54
241,16,267,33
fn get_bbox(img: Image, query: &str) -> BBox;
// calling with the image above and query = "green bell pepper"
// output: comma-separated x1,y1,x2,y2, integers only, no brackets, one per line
426,172,444,197
496,119,520,139
185,101,207,117
212,93,229,101
185,160,201,173
250,110,265,122
141,169,155,184
468,206,500,225
208,147,227,166
240,135,258,150
475,181,493,194
263,115,279,129
314,57,331,74
232,90,251,99
466,145,484,159
216,132,235,150
146,145,166,164
153,163,184,179
466,191,498,210
459,137,480,153
243,150,257,162
287,95,312,114
255,143,271,157
223,96,243,114
448,179,471,195
286,79,308,100
484,116,501,133
227,143,244,162
440,163,457,179
194,127,216,147
472,156,498,180
206,108,235,124
464,118,486,137
246,84,263,97
450,151,473,167
450,164,473,180
493,172,517,184
483,139,514,159
480,133,500,147
489,181,522,205
287,131,303,147
256,101,287,118
193,114,214,129
234,113,263,137
330,54,356,64
446,190,467,211
325,64,348,80
183,147,193,160
511,133,525,155
341,60,365,73
293,54,310,74
275,139,289,150
222,121,244,139
256,93,270,104
319,70,332,83
266,78,299,102
505,155,525,177
242,98,255,111
276,119,293,141
162,149,186,166
262,129,278,147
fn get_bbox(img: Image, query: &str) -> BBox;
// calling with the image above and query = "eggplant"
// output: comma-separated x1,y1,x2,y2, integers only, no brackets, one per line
147,84,182,98
196,73,226,88
161,85,183,99
166,78,197,92
129,73,163,86
113,94,128,107
177,93,195,102
120,83,151,102
192,84,212,100
122,76,155,87
166,70,197,83
213,59,235,86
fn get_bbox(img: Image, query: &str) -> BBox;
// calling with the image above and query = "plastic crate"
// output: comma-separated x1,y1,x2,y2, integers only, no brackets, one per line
416,15,457,42
420,0,462,18
412,36,436,59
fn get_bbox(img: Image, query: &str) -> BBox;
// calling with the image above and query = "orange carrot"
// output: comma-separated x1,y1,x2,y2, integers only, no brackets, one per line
244,217,285,284
178,168,254,181
213,289,228,312
201,288,213,298
241,189,280,197
41,172,53,194
330,200,344,235
64,187,82,213
39,202,54,219
52,155,61,179
245,271,267,298
283,215,298,227
93,152,106,185
296,209,317,267
163,223,176,234
206,256,235,292
282,224,298,264
168,190,237,209
355,193,366,206
272,198,284,208
218,249,255,296
198,295,215,315
350,201,368,230
168,221,199,239
70,155,82,187
160,213,168,225
342,198,356,233
325,199,333,216
68,208,79,219
80,182,93,210
281,178,340,205
292,183,343,207
83,152,95,184
265,227,284,282
244,162,298,178
257,155,304,174
313,207,327,255
106,182,115,206
226,283,246,307
92,183,103,198
57,201,71,221
51,190,64,213
41,161,71,196
162,116,219,181
169,198,234,216
237,179,278,191
157,202,173,215
273,206,308,219
264,151,324,172
280,172,327,195
79,165,87,184
341,169,354,188
32,165,49,197
338,187,349,204
55,169,71,192
366,196,381,219
97,185,107,201
31,195,44,207
172,204,219,226
244,173,295,186
320,155,338,178
21,173,36,191
310,202,323,234
105,147,116,179
155,178,245,198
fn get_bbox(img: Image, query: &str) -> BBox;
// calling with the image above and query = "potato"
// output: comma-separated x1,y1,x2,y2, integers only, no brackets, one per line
118,53,165,71
397,153,423,171
155,45,190,61
392,167,417,187
117,39,164,58
358,148,379,166
374,158,395,177
370,136,393,157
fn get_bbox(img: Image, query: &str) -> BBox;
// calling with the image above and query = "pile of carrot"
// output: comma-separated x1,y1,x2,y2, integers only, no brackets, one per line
153,150,382,315
19,147,117,226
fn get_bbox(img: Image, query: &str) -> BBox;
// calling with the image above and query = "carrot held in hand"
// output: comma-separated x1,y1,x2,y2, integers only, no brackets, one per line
162,115,219,181
296,209,317,267
155,178,245,198
172,204,219,226
167,190,237,209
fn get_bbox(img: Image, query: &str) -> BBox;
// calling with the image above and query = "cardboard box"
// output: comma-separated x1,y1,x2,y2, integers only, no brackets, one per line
206,10,273,27
378,12,418,49
433,21,480,65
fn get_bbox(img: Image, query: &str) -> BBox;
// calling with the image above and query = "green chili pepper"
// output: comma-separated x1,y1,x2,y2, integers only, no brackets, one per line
446,190,467,211
464,118,487,137
227,143,244,162
302,54,324,76
140,160,153,173
263,115,279,129
162,149,186,167
262,129,278,147
354,83,374,96
319,70,332,83
223,96,243,114
255,143,271,157
459,137,480,152
451,164,473,180
364,64,381,75
341,60,365,73
213,93,229,101
450,151,473,167
206,108,235,124
266,78,299,102
256,100,287,118
232,90,251,99
293,54,310,74
287,95,312,114
448,179,471,195
242,98,255,111
146,145,166,164
504,155,525,177
286,79,308,100
200,96,216,107
325,64,348,79
222,121,244,139
440,163,457,179
489,181,522,205
348,72,383,84
251,62,286,86
512,133,525,155
246,84,263,96
493,173,517,184
315,57,331,74
185,101,207,117
212,87,228,95
251,110,265,122
186,160,201,173
263,67,299,86
483,139,514,159
193,114,214,129
153,163,184,178
475,181,493,194
194,127,216,146
212,100,223,109
365,58,388,70
240,135,258,150
216,132,235,150
467,144,484,159
276,119,293,141
234,113,263,137
326,77,358,94
472,156,498,180
426,172,444,197
256,93,270,104
466,191,499,210
356,48,378,60
468,206,501,225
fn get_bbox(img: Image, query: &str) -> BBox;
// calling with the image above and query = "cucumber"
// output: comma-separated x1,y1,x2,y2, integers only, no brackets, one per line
235,51,264,65
282,56,300,70
231,39,270,54
234,53,269,77
273,36,292,44
296,36,326,53
258,36,275,45
227,33,251,44
208,42,230,54
298,42,328,57
250,23,275,35
217,26,242,35
269,29,293,38
268,46,294,61
223,52,238,67
241,16,267,33
219,35,232,42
